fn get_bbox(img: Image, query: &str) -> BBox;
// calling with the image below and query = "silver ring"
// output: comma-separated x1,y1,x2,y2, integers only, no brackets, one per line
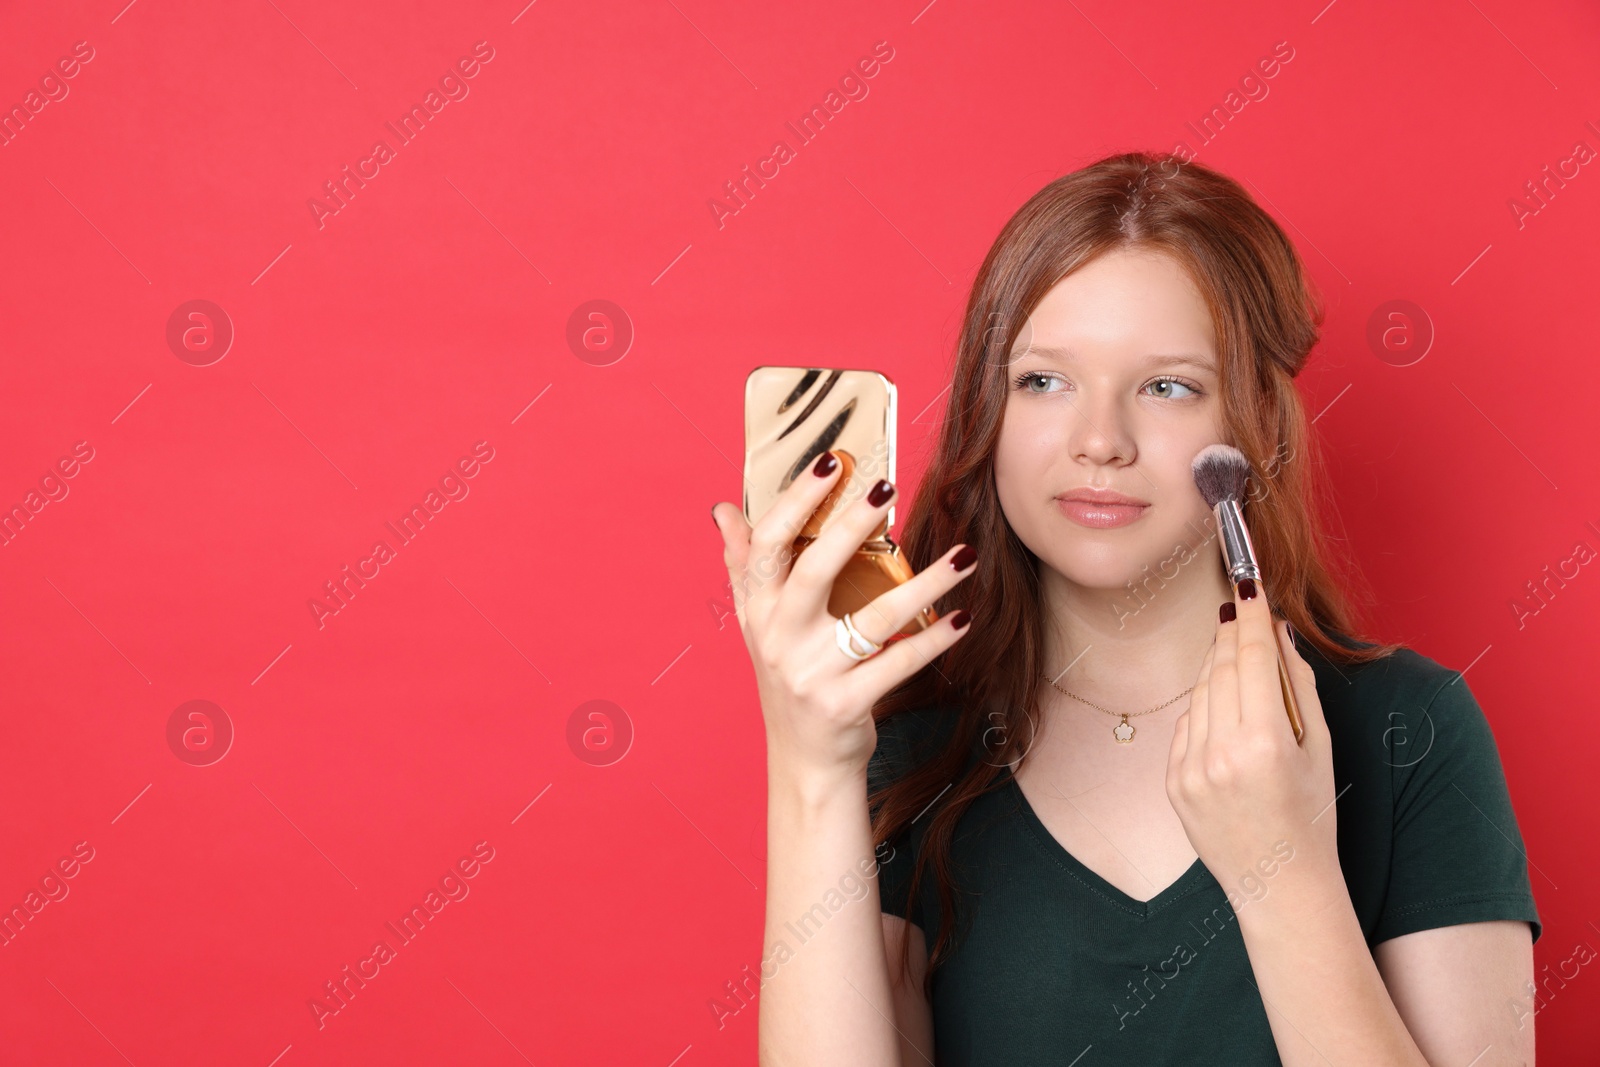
835,613,884,661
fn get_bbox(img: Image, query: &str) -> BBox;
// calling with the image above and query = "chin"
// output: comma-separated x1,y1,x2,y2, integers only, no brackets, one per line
1041,542,1158,592
1041,518,1206,592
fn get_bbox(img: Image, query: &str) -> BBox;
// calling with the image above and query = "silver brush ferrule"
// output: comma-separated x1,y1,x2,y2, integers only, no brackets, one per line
1215,498,1261,588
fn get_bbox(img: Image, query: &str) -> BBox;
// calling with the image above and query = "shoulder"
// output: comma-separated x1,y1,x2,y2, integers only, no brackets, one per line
1304,633,1541,945
1299,630,1465,710
1298,632,1501,769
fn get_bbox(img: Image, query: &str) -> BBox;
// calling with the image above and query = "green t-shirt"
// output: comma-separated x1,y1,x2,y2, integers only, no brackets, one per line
869,634,1542,1066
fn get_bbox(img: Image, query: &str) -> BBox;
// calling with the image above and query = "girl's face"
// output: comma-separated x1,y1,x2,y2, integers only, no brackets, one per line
994,247,1228,598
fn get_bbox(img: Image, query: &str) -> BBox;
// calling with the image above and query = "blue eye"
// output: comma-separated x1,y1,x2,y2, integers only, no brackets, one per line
1145,376,1200,400
1012,371,1063,393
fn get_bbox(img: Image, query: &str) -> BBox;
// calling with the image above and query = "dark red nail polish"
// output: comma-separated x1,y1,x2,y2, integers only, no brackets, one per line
812,451,837,477
1237,578,1257,600
867,479,895,507
950,545,977,571
950,609,971,630
1219,601,1237,624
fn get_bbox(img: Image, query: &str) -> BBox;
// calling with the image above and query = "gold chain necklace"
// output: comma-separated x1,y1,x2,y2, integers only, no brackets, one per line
1042,674,1194,744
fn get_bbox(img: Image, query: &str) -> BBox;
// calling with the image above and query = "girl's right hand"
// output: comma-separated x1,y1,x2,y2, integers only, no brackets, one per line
710,451,979,782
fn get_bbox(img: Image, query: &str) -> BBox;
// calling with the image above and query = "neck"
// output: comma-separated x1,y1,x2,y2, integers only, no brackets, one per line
1039,540,1234,714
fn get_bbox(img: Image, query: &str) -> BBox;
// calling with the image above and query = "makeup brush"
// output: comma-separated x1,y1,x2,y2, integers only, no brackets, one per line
1191,444,1305,744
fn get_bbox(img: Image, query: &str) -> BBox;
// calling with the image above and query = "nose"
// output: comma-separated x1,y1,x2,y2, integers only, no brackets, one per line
1065,387,1135,467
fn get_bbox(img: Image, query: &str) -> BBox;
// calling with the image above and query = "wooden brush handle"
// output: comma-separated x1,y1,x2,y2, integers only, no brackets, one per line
1273,626,1306,744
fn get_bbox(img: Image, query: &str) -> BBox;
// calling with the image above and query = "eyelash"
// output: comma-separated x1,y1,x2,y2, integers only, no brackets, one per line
1011,370,1205,400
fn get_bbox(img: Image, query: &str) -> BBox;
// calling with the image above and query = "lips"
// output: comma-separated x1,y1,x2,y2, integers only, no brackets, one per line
1055,488,1149,529
1056,488,1150,507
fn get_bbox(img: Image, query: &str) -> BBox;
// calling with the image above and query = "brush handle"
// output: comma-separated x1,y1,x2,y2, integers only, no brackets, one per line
1273,624,1306,744
1216,499,1261,587
1214,499,1302,742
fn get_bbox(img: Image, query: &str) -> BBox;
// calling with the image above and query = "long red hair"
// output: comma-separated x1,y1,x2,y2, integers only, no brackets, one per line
870,150,1402,996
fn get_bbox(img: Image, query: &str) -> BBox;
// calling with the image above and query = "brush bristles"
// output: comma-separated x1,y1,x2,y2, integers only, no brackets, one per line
1191,444,1252,508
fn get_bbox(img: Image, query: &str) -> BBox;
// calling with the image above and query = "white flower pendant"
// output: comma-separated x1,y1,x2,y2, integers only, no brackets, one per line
1113,715,1135,743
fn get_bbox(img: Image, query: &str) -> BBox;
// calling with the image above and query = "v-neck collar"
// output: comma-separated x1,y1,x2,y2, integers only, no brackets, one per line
1003,768,1212,919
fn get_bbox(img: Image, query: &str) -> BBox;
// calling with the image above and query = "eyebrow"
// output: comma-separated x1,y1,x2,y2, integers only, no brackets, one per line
1008,344,1217,373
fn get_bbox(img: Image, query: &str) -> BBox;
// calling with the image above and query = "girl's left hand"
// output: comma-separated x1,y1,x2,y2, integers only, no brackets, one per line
1165,582,1341,903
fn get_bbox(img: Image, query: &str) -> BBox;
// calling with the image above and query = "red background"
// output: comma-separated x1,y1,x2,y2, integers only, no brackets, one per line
2,0,1597,1063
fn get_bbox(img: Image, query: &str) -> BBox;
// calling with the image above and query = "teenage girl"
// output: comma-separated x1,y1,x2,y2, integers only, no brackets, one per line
710,152,1539,1066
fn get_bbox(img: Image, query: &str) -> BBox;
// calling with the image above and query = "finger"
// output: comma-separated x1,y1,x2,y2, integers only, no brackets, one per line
743,451,847,613
710,499,749,572
1232,578,1284,737
710,502,753,626
841,606,973,703
832,542,978,648
779,474,900,627
1167,709,1190,775
1206,596,1242,744
1185,632,1218,757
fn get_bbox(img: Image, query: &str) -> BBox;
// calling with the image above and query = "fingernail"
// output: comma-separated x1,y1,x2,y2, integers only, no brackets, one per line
867,479,895,507
1285,619,1296,643
812,451,838,477
950,609,971,630
710,503,720,528
1237,577,1257,600
1219,602,1237,624
950,544,977,571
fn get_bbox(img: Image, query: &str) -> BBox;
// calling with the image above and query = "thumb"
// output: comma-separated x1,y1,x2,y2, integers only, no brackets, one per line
711,501,752,588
